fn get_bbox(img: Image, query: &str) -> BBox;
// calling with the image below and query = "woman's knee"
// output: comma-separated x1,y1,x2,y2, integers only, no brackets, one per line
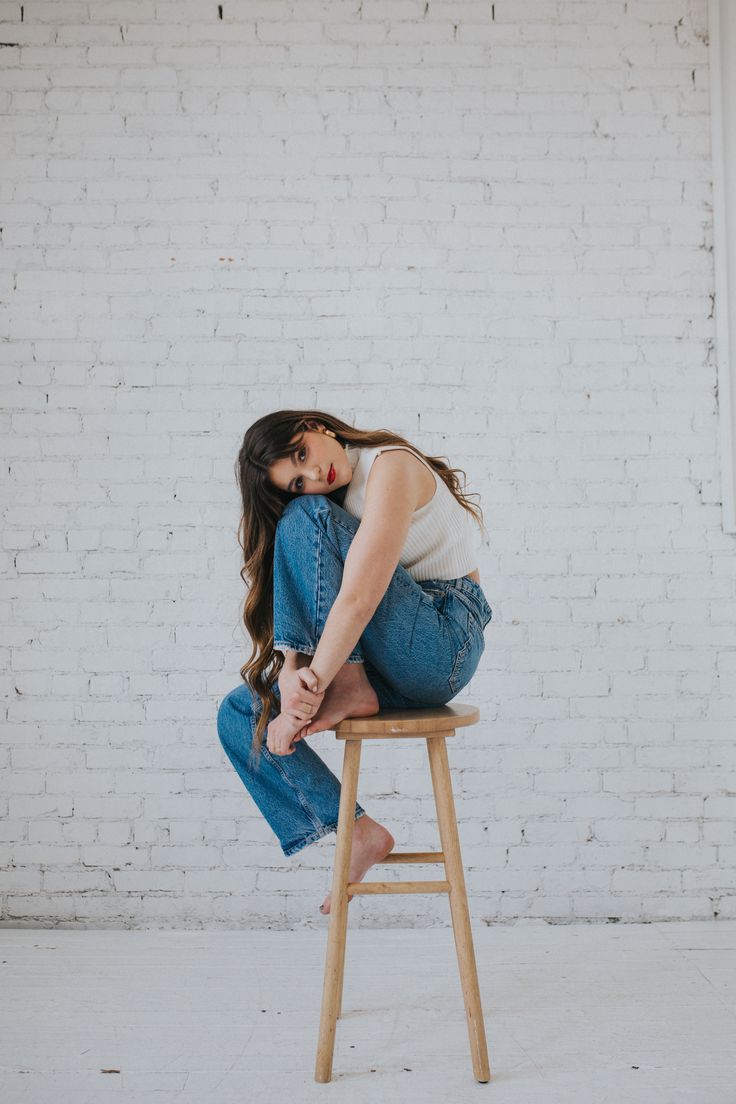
216,684,256,755
277,494,358,553
277,493,331,533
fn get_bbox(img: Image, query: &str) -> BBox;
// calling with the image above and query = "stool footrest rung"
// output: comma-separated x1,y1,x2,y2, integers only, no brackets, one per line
380,850,445,864
346,879,450,895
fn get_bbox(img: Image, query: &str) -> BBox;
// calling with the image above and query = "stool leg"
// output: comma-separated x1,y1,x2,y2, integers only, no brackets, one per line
426,734,491,1083
314,737,362,1083
333,742,362,1024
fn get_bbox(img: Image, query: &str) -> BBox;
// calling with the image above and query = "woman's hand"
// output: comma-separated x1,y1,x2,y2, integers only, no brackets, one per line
267,712,308,757
278,664,325,724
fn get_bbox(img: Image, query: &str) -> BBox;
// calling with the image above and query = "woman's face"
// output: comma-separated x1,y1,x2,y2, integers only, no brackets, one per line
268,426,353,497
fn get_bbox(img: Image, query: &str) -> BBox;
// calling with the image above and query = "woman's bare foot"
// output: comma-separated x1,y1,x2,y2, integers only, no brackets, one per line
320,814,395,915
297,661,379,739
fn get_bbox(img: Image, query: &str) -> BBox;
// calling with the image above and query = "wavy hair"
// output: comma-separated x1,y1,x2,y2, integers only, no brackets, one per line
234,408,487,769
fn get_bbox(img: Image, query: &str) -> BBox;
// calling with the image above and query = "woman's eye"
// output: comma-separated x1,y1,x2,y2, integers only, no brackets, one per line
294,446,306,491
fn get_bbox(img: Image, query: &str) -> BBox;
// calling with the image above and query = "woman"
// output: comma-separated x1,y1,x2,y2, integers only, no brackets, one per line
217,409,493,914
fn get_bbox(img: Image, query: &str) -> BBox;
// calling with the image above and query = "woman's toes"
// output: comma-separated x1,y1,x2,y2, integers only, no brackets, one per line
319,891,353,915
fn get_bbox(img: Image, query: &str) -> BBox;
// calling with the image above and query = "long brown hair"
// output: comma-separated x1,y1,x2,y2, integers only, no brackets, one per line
234,408,487,769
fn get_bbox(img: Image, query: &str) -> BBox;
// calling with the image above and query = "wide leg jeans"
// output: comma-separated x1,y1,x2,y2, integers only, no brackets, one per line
216,494,492,857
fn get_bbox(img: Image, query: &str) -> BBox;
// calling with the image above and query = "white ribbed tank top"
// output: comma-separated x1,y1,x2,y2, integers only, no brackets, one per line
341,443,480,582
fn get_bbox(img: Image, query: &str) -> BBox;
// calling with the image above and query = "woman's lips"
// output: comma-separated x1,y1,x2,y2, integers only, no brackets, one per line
327,463,335,485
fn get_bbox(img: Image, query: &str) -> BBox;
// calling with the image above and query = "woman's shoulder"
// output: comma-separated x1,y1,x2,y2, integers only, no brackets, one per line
367,445,438,510
347,442,438,492
371,444,437,478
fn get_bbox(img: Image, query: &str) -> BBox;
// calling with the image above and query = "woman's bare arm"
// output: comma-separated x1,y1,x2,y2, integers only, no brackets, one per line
305,450,425,692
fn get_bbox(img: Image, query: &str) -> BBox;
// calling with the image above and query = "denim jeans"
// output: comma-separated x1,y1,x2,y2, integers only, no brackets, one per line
217,493,493,857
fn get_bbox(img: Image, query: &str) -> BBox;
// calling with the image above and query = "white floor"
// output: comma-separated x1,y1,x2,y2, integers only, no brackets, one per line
1,920,734,1104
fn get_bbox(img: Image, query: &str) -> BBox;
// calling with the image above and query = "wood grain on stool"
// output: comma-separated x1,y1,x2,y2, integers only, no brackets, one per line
314,702,491,1084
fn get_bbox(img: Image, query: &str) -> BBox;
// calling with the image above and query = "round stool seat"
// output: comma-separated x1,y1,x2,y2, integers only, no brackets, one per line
334,701,479,738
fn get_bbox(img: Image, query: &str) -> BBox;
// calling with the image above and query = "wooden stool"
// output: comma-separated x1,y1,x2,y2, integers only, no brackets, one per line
314,703,491,1084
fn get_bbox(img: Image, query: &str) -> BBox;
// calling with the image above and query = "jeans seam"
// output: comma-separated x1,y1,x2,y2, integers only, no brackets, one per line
261,744,325,833
408,596,422,651
449,633,473,695
316,523,324,643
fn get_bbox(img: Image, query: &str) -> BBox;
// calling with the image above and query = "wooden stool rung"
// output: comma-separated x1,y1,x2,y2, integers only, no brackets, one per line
346,879,450,895
380,850,444,864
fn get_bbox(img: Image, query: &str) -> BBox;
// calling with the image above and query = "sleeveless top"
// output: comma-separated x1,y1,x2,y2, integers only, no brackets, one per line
341,443,480,582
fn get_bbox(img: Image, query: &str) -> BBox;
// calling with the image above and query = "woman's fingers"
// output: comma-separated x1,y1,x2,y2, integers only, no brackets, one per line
267,715,303,756
282,701,311,722
296,666,323,695
270,738,295,755
284,688,322,720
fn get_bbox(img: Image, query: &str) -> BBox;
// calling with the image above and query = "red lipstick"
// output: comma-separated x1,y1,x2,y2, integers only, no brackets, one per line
327,463,335,485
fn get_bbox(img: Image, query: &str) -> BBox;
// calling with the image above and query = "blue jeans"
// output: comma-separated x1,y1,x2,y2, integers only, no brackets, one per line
217,493,493,857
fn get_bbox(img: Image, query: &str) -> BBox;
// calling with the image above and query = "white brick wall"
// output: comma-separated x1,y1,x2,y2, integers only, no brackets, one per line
3,0,734,929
